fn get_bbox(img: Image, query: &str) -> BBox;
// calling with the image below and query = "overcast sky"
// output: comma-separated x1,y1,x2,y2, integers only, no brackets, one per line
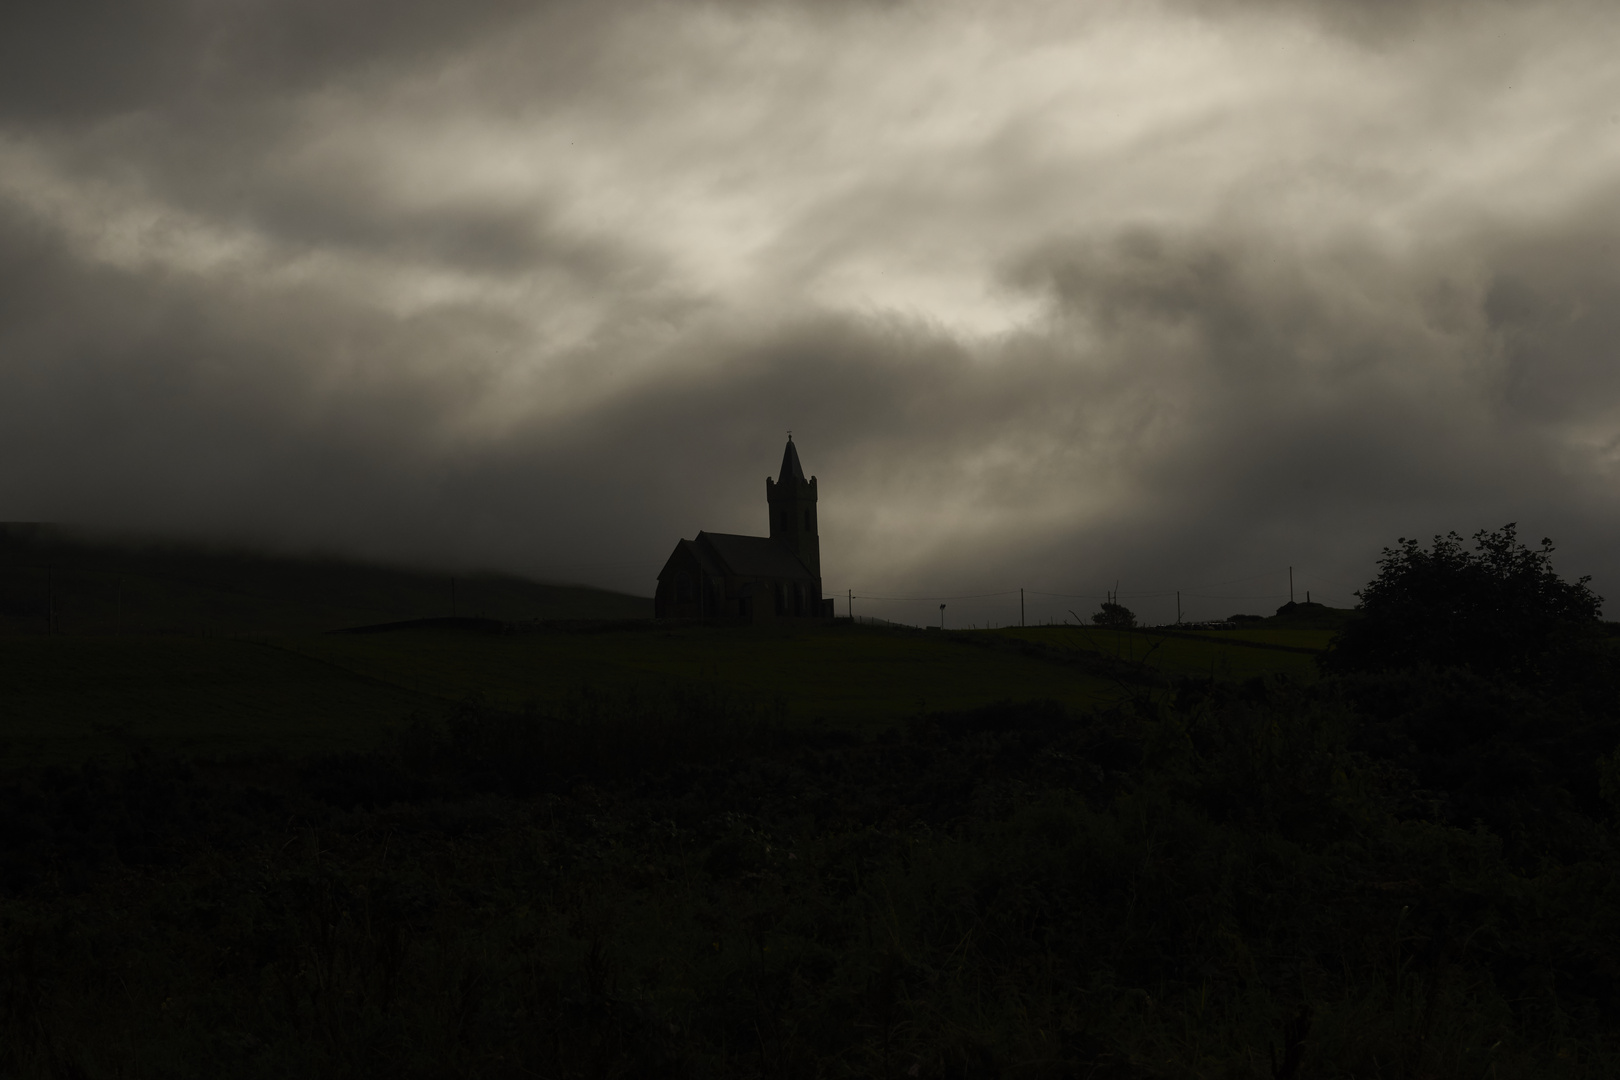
3,0,1618,625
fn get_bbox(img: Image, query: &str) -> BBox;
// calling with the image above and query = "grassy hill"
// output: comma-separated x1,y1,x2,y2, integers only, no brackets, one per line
0,530,1355,765
0,614,1350,765
0,523,650,636
0,620,1132,765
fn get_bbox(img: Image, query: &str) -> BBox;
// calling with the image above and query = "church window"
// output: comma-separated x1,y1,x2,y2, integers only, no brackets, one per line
676,573,695,603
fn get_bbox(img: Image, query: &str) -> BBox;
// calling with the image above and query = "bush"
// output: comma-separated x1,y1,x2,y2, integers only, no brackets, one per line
1322,523,1602,679
1091,601,1136,629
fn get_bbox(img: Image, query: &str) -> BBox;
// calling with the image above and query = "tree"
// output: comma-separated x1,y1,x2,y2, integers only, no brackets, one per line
1322,523,1602,678
1092,600,1136,629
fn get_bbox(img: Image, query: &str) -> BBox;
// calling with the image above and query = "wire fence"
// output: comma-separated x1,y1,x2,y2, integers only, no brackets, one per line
833,589,1355,609
823,571,1357,629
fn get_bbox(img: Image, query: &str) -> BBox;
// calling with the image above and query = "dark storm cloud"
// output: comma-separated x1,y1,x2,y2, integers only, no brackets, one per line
1,0,1618,623
1001,202,1620,619
1179,0,1577,45
0,0,549,124
1486,212,1620,429
0,198,463,506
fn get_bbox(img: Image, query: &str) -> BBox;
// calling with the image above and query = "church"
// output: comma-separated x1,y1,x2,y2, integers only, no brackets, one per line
654,437,835,622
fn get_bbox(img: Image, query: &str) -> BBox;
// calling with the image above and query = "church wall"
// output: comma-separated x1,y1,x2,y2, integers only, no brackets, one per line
654,545,718,620
656,556,827,625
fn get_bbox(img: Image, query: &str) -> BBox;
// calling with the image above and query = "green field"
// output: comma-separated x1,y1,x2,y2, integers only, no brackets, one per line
0,619,1349,766
0,635,428,763
0,624,1109,763
995,625,1328,681
1178,626,1338,650
284,622,1131,719
0,527,1359,764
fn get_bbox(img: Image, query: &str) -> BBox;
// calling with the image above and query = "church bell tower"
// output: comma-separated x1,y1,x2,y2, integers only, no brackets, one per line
766,435,820,581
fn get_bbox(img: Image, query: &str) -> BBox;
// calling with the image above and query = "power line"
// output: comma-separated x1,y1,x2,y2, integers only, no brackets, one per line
853,590,1021,602
828,572,1351,609
1182,592,1291,601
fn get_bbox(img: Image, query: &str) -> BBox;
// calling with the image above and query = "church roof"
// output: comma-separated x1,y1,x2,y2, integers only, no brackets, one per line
696,531,815,580
778,438,806,483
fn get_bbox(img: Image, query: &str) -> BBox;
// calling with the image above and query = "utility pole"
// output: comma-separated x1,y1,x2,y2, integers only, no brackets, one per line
1177,591,1181,624
848,588,853,620
939,603,946,629
1289,567,1294,604
1020,588,1025,627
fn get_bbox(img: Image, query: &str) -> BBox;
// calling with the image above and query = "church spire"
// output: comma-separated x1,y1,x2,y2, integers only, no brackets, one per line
778,435,806,483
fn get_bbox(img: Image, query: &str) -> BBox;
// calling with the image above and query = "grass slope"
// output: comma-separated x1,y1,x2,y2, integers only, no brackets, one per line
0,523,650,636
0,636,429,764
287,622,1128,726
0,622,1135,765
996,626,1325,682
0,618,1338,770
0,530,1347,765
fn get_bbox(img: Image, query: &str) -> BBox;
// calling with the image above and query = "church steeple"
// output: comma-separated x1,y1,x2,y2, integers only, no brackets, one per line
766,434,820,582
778,436,806,483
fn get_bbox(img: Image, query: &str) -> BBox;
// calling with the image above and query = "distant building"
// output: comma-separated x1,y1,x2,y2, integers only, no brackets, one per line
655,437,835,621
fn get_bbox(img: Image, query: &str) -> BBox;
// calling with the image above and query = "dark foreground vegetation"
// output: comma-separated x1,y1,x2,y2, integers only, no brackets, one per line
2,526,1619,1077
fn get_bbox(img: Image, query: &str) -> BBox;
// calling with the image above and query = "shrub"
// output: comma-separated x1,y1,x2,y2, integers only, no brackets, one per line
1091,601,1136,629
1322,523,1602,679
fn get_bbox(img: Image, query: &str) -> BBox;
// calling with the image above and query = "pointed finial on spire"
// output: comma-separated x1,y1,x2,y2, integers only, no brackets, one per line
787,430,793,442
